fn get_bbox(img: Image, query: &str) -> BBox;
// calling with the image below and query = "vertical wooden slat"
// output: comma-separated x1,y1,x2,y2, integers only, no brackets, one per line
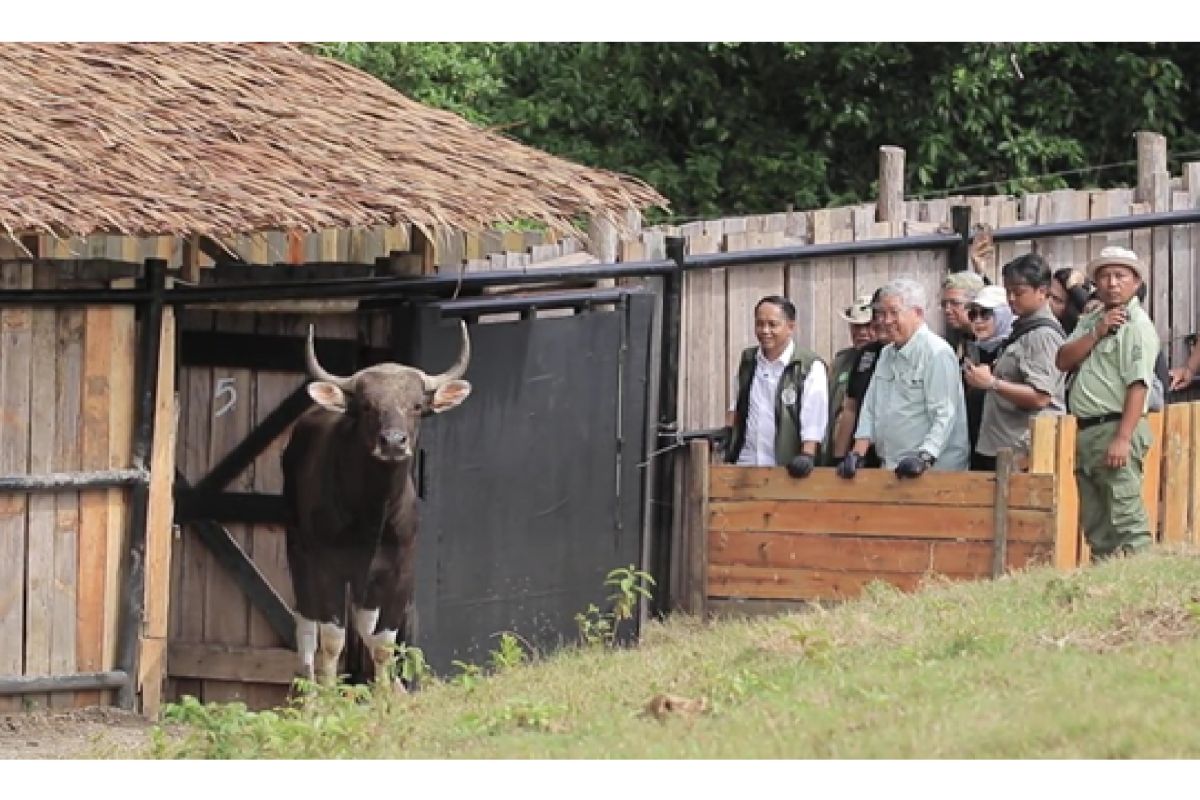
1053,415,1081,570
1161,403,1191,544
1028,415,1058,474
103,278,137,675
685,440,710,617
808,210,836,365
991,449,1012,578
1170,189,1194,368
851,208,888,302
139,306,177,718
50,263,82,708
246,313,300,710
1142,411,1165,541
24,265,57,710
1189,403,1200,548
169,309,214,702
1150,172,1171,347
77,302,113,706
681,234,725,430
827,225,855,367
0,263,32,712
724,231,786,383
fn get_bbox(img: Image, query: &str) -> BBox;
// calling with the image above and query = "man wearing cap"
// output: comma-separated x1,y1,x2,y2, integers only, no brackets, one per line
1056,246,1160,560
822,295,875,465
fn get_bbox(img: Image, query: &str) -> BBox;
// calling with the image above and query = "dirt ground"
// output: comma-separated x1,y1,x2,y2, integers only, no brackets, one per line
0,706,158,759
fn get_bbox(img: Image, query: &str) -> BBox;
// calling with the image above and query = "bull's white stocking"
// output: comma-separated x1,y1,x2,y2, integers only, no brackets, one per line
315,621,346,685
353,605,399,681
295,616,318,681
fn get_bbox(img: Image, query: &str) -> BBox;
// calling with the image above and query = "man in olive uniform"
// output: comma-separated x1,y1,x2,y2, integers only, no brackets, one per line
1056,246,1160,560
822,295,875,465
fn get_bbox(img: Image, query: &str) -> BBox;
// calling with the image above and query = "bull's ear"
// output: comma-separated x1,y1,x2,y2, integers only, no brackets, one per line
307,381,347,413
429,379,471,414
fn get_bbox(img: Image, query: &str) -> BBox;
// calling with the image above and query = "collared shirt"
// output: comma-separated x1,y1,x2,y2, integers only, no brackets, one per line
728,340,829,466
976,304,1065,458
1066,296,1159,418
854,323,970,470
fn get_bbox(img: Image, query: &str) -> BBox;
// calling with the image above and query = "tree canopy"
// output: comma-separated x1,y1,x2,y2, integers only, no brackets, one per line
320,43,1200,221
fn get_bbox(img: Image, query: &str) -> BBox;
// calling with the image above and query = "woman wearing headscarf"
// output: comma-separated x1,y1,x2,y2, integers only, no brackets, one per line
961,285,1014,468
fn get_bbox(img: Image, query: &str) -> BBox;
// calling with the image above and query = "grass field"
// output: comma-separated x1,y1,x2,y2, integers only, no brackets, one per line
147,550,1200,759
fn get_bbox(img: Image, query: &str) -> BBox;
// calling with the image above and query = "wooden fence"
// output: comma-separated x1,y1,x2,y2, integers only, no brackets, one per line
674,401,1200,616
0,244,176,713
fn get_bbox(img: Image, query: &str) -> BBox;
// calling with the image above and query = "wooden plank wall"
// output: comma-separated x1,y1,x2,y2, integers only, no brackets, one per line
0,243,150,710
705,468,1056,603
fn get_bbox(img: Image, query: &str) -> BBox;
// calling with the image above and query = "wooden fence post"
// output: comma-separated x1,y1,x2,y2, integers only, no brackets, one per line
992,449,1013,578
680,439,710,618
877,146,906,223
1135,131,1168,204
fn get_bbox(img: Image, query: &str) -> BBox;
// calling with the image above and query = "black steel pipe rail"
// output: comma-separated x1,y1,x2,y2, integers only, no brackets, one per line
0,469,148,493
432,287,651,316
685,231,962,270
0,670,128,696
990,207,1200,243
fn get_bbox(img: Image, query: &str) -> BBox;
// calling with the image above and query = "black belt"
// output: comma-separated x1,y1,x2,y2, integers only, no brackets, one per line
1077,412,1124,430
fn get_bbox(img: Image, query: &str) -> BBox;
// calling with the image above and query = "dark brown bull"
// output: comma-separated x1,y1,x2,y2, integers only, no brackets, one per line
281,322,471,687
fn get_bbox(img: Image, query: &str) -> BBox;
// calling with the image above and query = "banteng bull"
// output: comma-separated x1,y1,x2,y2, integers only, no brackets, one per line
282,322,471,687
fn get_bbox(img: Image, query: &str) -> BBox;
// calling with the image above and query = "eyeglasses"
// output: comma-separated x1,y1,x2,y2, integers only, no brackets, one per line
967,307,995,321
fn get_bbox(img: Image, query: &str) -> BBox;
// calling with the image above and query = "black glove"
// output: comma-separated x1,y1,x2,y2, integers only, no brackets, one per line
836,452,862,480
786,453,815,479
895,452,934,479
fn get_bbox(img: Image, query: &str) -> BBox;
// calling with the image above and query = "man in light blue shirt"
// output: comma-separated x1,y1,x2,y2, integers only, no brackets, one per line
837,277,971,478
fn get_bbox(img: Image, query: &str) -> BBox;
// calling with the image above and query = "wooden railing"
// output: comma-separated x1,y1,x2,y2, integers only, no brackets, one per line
674,402,1199,617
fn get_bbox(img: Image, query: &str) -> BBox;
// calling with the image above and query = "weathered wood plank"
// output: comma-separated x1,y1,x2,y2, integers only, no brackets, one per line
50,276,83,708
1161,403,1191,545
724,231,786,386
0,264,32,712
168,643,296,685
247,312,302,710
709,530,1051,575
1143,411,1165,541
708,466,1055,510
1170,190,1194,367
708,564,975,602
24,265,57,709
141,306,177,717
77,302,113,707
680,234,725,430
708,499,1054,543
202,309,257,703
1028,415,1058,475
1053,415,1081,570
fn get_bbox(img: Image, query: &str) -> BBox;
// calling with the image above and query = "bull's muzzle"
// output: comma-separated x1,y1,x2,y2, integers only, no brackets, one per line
375,429,411,461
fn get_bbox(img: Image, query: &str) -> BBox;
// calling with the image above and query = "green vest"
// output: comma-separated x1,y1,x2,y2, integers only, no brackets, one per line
727,344,825,466
821,346,859,465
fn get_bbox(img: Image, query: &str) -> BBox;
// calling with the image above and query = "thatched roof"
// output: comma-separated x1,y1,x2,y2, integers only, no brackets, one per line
0,43,668,242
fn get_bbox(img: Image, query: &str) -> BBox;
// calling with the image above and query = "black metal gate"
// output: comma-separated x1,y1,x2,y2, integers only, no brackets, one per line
395,292,657,671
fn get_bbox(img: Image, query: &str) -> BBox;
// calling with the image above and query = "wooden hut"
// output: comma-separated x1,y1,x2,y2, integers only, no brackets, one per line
0,42,666,715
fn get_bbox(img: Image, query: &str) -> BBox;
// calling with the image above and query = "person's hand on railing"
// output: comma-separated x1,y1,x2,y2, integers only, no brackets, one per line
835,452,861,480
786,453,814,479
895,451,935,479
1169,366,1195,391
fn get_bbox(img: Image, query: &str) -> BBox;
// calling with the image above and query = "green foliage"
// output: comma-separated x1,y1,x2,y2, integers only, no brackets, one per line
458,700,566,736
325,43,1200,219
487,632,528,672
575,564,656,647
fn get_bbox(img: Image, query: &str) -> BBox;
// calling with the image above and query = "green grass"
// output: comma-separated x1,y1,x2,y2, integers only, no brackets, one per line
147,550,1200,759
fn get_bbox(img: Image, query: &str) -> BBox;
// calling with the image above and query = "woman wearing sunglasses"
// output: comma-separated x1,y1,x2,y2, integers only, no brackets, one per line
959,285,1014,467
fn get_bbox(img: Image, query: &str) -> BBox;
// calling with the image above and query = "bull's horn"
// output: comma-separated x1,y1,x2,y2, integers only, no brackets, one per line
424,321,471,391
305,325,353,389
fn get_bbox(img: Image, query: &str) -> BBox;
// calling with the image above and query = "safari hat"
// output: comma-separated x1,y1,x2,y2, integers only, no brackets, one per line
970,285,1007,310
1086,246,1147,284
838,295,874,325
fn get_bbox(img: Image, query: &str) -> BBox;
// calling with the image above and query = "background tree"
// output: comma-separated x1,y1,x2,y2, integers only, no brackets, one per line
318,43,1200,221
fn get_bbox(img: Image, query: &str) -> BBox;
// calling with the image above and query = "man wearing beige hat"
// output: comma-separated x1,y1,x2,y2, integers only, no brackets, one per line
822,295,876,465
1056,246,1160,560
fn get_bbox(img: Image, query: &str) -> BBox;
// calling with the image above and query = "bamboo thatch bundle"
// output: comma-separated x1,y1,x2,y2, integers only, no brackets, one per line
0,43,668,243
